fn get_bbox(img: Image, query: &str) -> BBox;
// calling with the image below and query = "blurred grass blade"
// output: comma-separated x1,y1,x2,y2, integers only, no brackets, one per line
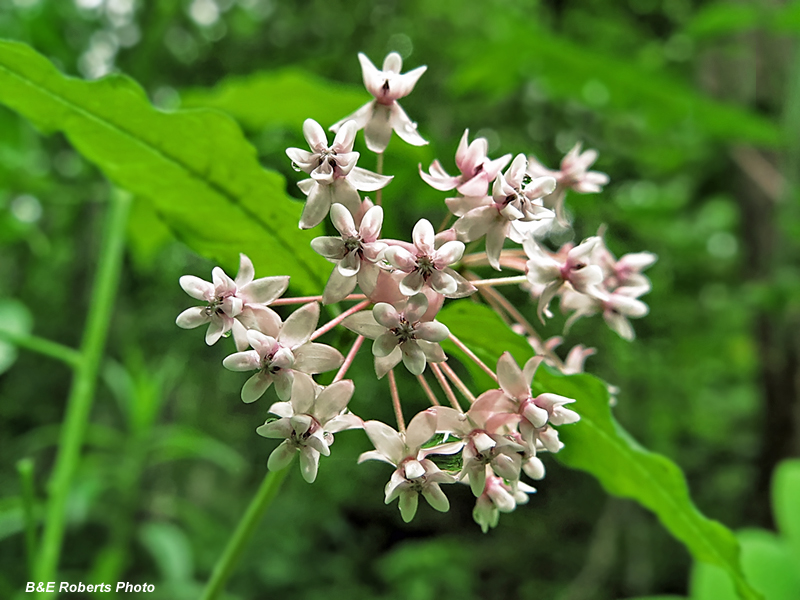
138,521,194,584
0,40,328,293
16,458,38,578
438,303,762,600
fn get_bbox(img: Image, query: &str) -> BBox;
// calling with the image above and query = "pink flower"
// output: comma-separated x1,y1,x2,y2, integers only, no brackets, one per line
286,119,392,229
341,293,449,377
359,410,460,522
222,302,343,402
331,53,428,153
419,129,511,197
311,203,387,303
472,469,536,533
383,218,473,297
176,254,288,348
561,285,650,341
257,376,361,483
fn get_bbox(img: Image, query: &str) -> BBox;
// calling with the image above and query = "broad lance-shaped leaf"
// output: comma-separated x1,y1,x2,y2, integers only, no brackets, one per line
438,303,762,600
0,40,328,294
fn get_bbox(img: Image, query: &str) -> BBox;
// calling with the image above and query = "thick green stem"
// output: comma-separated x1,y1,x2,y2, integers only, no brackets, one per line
0,330,81,368
200,467,291,600
16,458,38,578
35,190,131,594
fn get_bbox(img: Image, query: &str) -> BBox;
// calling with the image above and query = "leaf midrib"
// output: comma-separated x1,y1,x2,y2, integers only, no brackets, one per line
0,43,322,288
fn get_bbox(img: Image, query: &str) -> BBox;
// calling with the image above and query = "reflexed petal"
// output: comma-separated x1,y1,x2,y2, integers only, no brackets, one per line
604,312,635,341
357,262,380,296
428,269,457,295
279,302,320,348
256,418,293,439
412,219,435,255
239,276,290,305
434,241,464,266
268,401,294,418
389,103,428,147
389,65,427,100
525,176,557,199
348,167,393,192
497,352,529,400
398,270,424,296
231,318,249,351
331,178,362,216
267,440,296,471
179,275,214,301
311,236,347,260
454,205,496,242
338,251,361,277
364,103,393,153
401,341,426,375
302,118,328,151
363,420,405,464
375,346,403,379
358,53,384,97
274,370,296,401
205,318,227,345
293,342,344,374
176,306,209,329
417,340,446,363
246,330,276,357
235,254,255,287
330,101,374,135
241,373,272,403
326,413,363,433
373,303,401,328
222,350,260,372
299,183,334,229
285,147,315,172
299,447,321,483
322,268,358,305
342,311,384,338
297,178,316,196
419,160,459,191
485,222,508,271
415,321,449,342
373,332,400,357
522,356,544,384
398,490,419,523
358,449,397,466
314,380,355,424
289,371,317,414
443,268,477,299
384,246,417,272
330,203,357,238
404,293,429,323
405,409,437,450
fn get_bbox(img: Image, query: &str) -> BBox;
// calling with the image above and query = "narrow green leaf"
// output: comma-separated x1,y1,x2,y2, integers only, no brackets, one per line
439,302,761,600
0,40,328,293
180,68,369,131
0,298,33,374
138,521,194,584
149,425,246,475
773,459,800,566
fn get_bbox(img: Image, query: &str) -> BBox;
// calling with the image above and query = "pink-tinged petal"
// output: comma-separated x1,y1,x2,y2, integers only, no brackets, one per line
274,370,295,401
330,101,374,134
610,294,649,318
314,380,355,424
358,53,385,97
246,330,276,357
358,449,397,466
446,194,491,217
432,406,469,434
360,241,386,263
384,246,417,272
332,119,358,153
256,418,293,439
390,103,428,146
205,318,227,345
525,176,557,200
401,341,426,375
568,237,601,265
485,221,508,271
522,356,544,384
297,178,316,196
364,102,392,153
326,413,363,433
237,306,281,339
299,183,334,230
221,295,243,318
484,153,513,181
311,161,336,185
399,270,425,296
456,176,489,198
454,129,471,168
231,318,249,352
176,307,209,329
333,151,358,176
433,241,464,267
375,346,403,379
235,254,255,287
285,147,316,172
330,202,357,238
471,389,515,414
459,136,489,176
417,340,446,363
311,236,346,260
415,321,449,343
338,251,361,277
330,178,362,217
419,160,459,191
454,205,497,242
267,440,296,471
398,489,419,523
497,352,529,400
388,65,427,100
373,332,400,357
179,275,214,301
405,409,437,450
404,293,429,323
322,267,358,305
359,205,384,241
373,303,401,328
348,166,393,192
412,219,435,255
293,342,343,374
506,154,528,187
279,302,320,348
619,251,658,271
302,118,328,152
239,276,290,305
241,372,272,403
428,269,457,296
223,349,260,372
212,267,236,295
342,311,384,338
570,265,604,292
364,420,405,464
299,447,321,483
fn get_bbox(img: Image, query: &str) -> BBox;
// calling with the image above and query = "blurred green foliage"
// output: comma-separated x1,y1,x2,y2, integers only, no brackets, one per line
1,0,798,599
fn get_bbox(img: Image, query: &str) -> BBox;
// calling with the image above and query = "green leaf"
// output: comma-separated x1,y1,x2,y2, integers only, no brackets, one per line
0,298,33,375
148,425,246,475
773,459,800,566
180,68,369,131
138,521,194,583
0,40,329,293
438,302,761,600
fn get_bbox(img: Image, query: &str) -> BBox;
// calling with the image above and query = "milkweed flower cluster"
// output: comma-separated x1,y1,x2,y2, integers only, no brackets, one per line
175,52,657,530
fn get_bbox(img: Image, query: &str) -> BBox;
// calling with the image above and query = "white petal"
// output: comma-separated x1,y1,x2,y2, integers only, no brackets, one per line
179,275,213,301
389,103,428,146
374,346,403,379
222,350,260,372
364,102,392,153
348,167,393,192
267,441,296,471
235,254,255,287
279,302,320,348
412,219,435,255
497,352,529,400
401,341,426,375
330,203,357,238
332,119,357,153
322,267,358,305
299,447,321,483
239,276,290,305
359,205,384,241
302,118,328,151
404,293,428,323
373,303,401,328
293,342,344,374
405,409,437,450
299,183,334,230
384,246,417,272
363,420,405,464
311,236,347,260
342,311,385,339
415,321,449,342
241,373,272,403
176,307,209,329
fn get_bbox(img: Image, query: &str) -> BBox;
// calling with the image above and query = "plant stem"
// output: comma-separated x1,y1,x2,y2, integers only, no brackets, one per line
270,293,366,306
387,369,405,432
0,330,81,368
35,190,131,593
416,373,440,406
376,152,384,205
16,458,38,578
200,467,291,600
447,333,498,383
469,275,528,287
333,335,364,382
439,362,476,404
310,299,370,341
429,362,461,411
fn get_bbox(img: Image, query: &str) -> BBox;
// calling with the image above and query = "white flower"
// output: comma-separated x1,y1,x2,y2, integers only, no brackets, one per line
472,468,537,533
330,53,428,153
311,203,387,303
257,376,362,483
176,254,288,348
286,119,392,229
222,302,343,402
